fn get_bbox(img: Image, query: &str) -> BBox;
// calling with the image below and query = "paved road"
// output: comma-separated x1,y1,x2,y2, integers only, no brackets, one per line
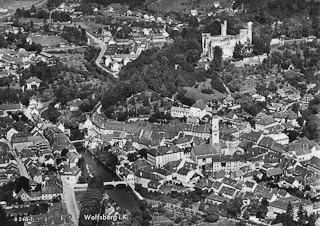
63,184,80,225
84,31,119,78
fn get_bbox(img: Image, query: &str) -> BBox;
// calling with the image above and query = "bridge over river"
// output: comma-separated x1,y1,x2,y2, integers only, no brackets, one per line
73,181,129,190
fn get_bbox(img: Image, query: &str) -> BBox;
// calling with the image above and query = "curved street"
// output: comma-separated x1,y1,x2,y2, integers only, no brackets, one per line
84,31,119,78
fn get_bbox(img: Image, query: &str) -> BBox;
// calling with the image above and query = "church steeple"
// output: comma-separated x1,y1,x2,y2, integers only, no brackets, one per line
212,116,219,144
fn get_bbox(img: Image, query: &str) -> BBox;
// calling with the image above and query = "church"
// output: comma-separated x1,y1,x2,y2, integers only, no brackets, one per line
201,20,253,59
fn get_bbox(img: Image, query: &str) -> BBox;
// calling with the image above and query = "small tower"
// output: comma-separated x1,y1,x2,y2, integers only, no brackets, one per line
221,20,227,37
247,21,253,44
212,115,219,144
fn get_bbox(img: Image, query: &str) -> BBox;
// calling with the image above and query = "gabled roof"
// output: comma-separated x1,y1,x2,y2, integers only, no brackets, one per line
177,167,192,175
26,77,41,83
206,193,229,203
256,116,277,126
192,143,222,158
147,180,161,189
309,156,320,169
266,167,283,177
192,99,206,110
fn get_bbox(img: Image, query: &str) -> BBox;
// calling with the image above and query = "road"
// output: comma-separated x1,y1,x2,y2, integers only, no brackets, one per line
84,30,119,78
63,184,80,225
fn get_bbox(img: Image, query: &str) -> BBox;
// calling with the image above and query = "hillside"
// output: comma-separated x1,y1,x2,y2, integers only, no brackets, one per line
145,0,232,14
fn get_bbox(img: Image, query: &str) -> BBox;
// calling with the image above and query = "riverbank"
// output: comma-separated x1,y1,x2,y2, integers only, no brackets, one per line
76,146,139,210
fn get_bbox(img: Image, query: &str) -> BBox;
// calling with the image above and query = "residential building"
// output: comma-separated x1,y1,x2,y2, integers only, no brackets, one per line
146,146,184,167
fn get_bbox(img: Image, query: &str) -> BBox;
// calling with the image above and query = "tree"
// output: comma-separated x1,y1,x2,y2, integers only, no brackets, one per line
233,42,244,60
15,176,30,193
228,197,243,218
209,46,223,71
308,213,317,226
237,220,246,226
47,105,61,123
286,202,294,218
61,148,69,157
291,103,300,113
297,205,307,226
0,205,7,225
272,213,296,226
256,198,269,219
267,80,278,93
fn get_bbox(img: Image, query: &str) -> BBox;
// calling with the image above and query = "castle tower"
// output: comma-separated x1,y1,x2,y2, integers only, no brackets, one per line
221,20,227,37
247,21,253,44
212,116,219,144
202,33,210,53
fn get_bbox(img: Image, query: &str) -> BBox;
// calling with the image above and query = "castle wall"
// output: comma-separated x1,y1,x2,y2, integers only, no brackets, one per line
202,21,253,59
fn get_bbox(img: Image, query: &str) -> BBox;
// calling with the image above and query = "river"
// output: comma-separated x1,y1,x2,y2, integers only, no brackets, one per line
76,146,139,210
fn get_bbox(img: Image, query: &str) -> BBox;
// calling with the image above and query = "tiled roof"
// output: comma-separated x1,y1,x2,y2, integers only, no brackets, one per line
192,99,206,110
192,143,222,158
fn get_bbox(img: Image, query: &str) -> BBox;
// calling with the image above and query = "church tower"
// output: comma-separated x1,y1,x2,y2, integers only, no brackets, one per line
212,116,219,144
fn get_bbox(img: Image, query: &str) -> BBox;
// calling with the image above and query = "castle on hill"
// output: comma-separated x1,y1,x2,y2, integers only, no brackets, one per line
201,20,253,59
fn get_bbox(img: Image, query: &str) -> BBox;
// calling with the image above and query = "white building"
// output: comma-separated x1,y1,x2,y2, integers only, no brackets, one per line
266,133,289,145
170,106,190,118
202,20,253,59
147,146,184,167
189,99,210,119
25,77,41,90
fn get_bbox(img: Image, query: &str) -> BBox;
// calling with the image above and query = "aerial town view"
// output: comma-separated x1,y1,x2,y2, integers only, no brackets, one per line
1,0,320,226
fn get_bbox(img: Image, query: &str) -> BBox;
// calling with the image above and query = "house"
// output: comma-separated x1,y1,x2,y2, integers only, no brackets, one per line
212,155,245,172
67,99,82,111
266,133,289,145
307,156,320,174
5,127,18,142
268,198,313,220
135,169,162,188
12,135,49,153
58,164,81,185
191,143,223,165
176,167,196,184
306,35,317,42
146,146,184,167
190,9,198,16
25,77,41,90
218,186,237,199
264,167,284,178
205,193,229,205
255,116,278,132
279,177,301,189
258,137,284,153
147,180,161,192
0,104,22,114
189,100,210,119
243,181,257,192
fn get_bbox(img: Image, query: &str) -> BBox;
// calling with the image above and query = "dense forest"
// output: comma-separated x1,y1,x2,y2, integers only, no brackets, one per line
234,0,320,38
100,27,227,116
81,0,145,10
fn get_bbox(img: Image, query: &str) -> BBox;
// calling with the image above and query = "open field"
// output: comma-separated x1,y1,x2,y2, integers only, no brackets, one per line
73,21,105,33
32,35,66,47
2,0,40,11
184,79,226,101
